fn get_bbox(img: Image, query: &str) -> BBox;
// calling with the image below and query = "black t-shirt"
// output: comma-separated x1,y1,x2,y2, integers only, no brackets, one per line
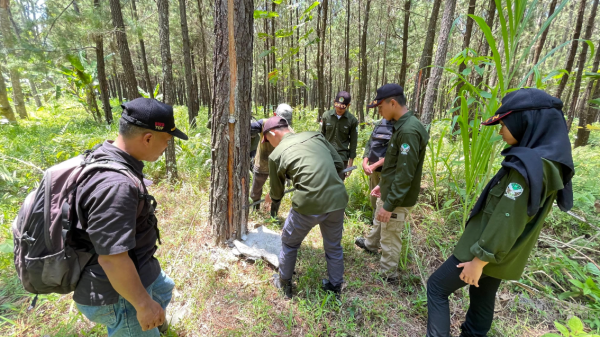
72,141,161,306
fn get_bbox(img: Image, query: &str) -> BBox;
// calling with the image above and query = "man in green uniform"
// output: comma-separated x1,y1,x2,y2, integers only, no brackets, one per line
355,84,429,283
249,104,293,214
321,91,358,181
262,116,348,298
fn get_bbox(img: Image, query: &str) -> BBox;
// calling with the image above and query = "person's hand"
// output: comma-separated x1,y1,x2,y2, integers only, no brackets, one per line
264,193,272,204
362,159,372,176
376,207,391,222
370,185,381,198
457,258,487,287
368,164,377,173
136,299,165,331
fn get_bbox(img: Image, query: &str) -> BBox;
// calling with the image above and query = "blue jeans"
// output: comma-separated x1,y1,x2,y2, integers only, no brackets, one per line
77,271,175,337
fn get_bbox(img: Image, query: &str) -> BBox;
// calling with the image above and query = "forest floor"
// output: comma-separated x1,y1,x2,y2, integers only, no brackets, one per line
1,101,599,336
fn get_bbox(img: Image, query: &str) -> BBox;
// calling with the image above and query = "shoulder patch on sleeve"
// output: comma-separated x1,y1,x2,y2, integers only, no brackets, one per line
504,183,524,200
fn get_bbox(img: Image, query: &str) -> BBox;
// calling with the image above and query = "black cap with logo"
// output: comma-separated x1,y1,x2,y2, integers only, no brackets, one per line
121,98,188,140
367,84,404,108
334,91,351,109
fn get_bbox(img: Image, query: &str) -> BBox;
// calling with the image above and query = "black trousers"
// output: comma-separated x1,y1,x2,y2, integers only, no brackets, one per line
426,255,502,337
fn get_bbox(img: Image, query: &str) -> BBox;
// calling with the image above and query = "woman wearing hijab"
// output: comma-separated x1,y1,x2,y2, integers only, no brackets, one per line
426,88,575,337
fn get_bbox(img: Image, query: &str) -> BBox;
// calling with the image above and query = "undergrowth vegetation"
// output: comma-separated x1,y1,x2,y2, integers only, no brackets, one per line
0,99,599,336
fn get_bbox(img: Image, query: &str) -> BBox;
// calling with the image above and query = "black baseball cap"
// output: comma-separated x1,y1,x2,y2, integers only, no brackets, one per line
121,98,188,140
367,84,404,108
262,115,289,143
481,88,563,126
334,91,351,109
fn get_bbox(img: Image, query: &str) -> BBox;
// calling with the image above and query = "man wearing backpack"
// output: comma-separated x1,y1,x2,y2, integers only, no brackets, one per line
73,98,188,336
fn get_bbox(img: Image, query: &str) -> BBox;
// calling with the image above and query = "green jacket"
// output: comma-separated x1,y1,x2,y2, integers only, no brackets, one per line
268,132,348,215
379,111,429,212
320,110,359,161
453,159,564,280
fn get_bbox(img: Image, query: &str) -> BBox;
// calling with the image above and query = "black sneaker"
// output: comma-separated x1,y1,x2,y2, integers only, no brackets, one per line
355,237,377,254
321,279,342,295
272,273,292,299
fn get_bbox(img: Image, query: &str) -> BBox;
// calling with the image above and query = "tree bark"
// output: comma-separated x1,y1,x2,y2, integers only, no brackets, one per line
357,0,371,128
197,0,212,118
399,0,411,87
343,0,350,90
0,64,16,123
526,0,558,87
574,37,600,147
210,0,253,244
316,0,328,121
131,0,153,98
555,0,587,100
94,0,112,124
474,0,496,88
157,0,178,180
567,0,598,130
420,0,457,126
0,0,27,118
179,0,199,127
456,0,476,97
109,0,139,100
96,35,113,124
412,0,442,110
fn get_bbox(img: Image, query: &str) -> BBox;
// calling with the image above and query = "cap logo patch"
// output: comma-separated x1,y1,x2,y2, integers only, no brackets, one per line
400,143,410,155
339,97,344,103
155,122,165,130
505,183,524,200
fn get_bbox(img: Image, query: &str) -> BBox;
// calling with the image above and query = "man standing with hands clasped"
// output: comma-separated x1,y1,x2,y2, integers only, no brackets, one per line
321,91,358,181
355,84,429,284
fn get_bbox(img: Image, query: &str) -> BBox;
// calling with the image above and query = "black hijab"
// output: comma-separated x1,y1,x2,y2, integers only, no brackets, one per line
469,88,574,220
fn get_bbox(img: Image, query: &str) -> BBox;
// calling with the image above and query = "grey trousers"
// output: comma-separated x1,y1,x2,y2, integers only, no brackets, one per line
250,172,269,201
279,208,345,286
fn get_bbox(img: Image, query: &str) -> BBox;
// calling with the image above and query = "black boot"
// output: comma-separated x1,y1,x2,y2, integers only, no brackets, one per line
355,237,377,254
252,203,260,212
272,273,292,299
321,279,342,295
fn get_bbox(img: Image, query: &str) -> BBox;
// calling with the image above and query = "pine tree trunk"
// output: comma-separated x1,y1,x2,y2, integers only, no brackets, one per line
357,0,371,129
412,0,442,110
28,76,42,108
567,0,598,130
157,0,178,180
343,0,350,90
420,0,456,126
316,0,328,121
179,0,199,127
398,0,411,86
109,0,139,100
210,0,253,244
475,0,496,88
555,0,587,100
0,64,16,123
95,34,113,124
574,37,600,147
526,0,558,87
131,0,153,98
0,0,27,118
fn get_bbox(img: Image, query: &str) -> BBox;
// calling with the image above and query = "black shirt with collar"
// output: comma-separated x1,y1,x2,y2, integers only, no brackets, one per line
72,140,161,306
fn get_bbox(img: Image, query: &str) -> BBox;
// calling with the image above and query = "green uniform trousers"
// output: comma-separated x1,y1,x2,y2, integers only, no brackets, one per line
364,199,413,278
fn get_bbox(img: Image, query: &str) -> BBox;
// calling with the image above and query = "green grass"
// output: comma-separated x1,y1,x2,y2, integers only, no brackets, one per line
1,99,599,336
